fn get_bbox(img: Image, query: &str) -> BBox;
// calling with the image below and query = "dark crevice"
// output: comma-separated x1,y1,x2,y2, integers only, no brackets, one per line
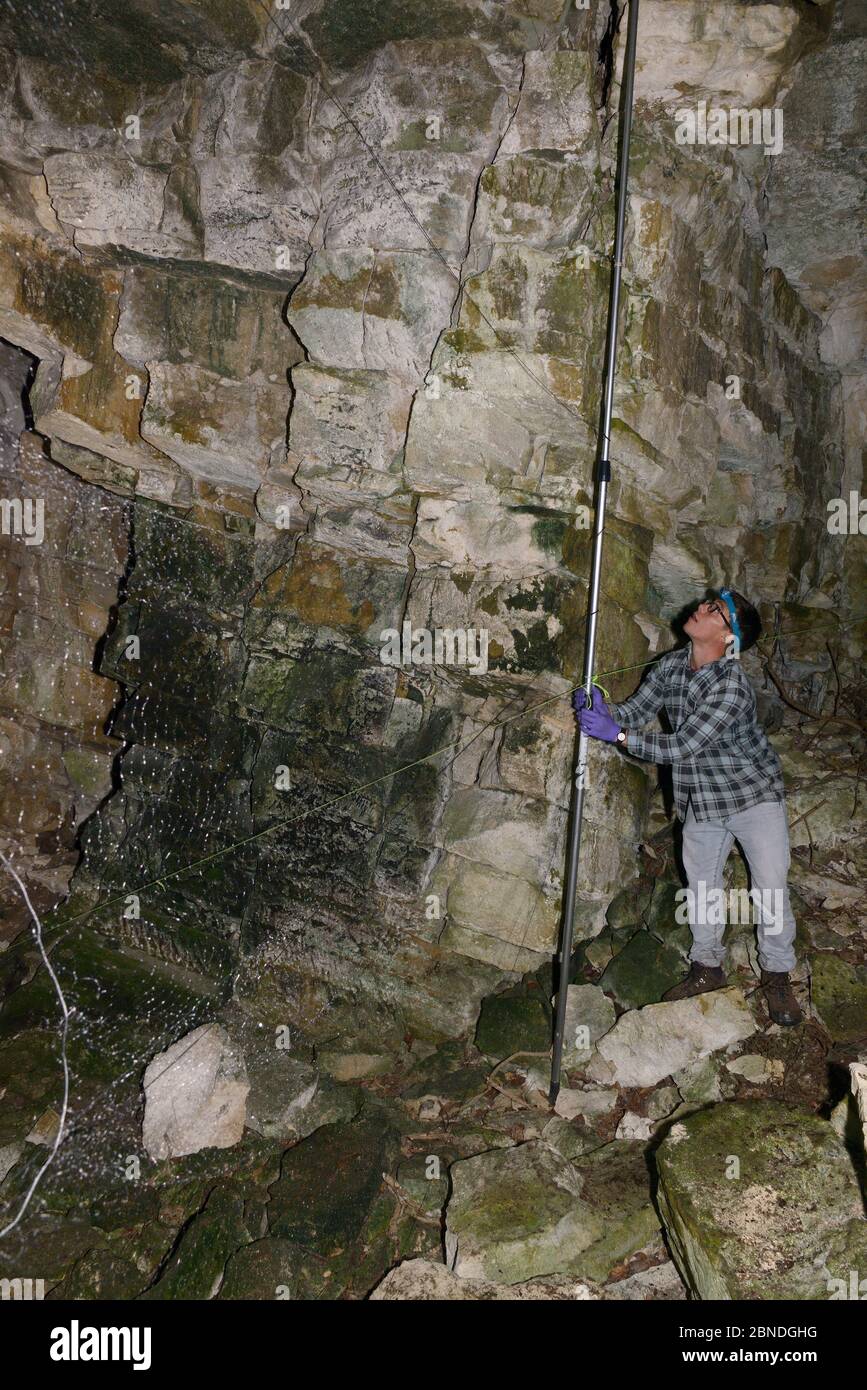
596,0,623,121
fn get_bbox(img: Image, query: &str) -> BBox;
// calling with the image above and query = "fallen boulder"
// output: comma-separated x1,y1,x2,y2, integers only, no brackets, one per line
445,1137,659,1285
445,1140,604,1284
598,927,686,1010
245,1055,319,1141
655,1100,867,1299
142,1023,248,1160
586,987,755,1089
561,983,616,1069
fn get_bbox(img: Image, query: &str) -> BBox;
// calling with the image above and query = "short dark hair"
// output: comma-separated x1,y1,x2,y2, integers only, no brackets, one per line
726,589,762,652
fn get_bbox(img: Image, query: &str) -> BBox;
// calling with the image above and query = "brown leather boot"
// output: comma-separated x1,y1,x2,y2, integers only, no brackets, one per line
760,970,803,1026
662,962,727,1002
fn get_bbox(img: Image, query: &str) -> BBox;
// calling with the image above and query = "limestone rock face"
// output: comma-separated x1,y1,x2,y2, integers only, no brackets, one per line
587,988,756,1088
656,1102,867,1300
142,1024,249,1160
0,0,862,1057
0,347,128,945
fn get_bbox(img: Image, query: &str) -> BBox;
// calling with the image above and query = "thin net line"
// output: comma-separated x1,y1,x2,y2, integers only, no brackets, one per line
42,515,662,946
0,852,71,1239
41,610,867,949
3,614,860,1233
5,0,861,1228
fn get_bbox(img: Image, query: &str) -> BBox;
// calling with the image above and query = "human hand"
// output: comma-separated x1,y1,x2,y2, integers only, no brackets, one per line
572,685,611,718
578,704,621,743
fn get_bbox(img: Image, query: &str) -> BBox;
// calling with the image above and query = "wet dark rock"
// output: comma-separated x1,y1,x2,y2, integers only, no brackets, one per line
399,1039,490,1104
217,1238,307,1301
267,1118,401,1255
140,1183,255,1301
0,1214,99,1289
474,989,551,1061
47,1247,146,1300
599,927,687,1011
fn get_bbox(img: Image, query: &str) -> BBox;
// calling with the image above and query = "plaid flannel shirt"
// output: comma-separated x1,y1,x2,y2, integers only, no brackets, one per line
609,646,786,822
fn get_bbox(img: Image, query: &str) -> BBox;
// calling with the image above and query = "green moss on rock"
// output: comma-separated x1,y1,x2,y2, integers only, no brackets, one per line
656,1101,867,1300
811,955,867,1043
303,0,472,69
475,992,550,1062
599,927,686,1010
267,1117,401,1254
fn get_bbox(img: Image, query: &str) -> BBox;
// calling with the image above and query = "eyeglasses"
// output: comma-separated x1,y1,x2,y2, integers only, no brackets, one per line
705,600,732,631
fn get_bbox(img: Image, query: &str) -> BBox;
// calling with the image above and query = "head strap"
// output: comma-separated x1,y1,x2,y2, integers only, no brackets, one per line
719,588,742,646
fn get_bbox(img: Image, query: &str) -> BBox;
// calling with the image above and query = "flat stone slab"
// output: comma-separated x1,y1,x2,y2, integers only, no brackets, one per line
587,987,756,1089
656,1100,867,1299
372,1258,597,1300
554,1085,619,1121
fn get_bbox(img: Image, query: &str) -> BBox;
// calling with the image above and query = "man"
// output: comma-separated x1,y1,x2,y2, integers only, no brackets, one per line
574,588,802,1026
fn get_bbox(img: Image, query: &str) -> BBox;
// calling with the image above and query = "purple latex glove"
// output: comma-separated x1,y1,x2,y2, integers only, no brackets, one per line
572,684,611,717
578,696,621,743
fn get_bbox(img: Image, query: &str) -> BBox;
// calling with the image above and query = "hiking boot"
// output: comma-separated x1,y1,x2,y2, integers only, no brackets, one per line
760,970,803,1026
662,962,727,1002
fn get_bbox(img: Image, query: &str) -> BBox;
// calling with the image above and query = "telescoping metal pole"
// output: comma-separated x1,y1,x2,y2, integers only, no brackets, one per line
549,0,641,1105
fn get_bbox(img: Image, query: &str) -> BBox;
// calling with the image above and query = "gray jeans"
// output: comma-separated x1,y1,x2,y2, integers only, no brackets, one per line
681,798,796,973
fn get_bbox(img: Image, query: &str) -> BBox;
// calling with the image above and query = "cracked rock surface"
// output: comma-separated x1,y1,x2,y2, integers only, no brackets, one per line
0,0,864,1300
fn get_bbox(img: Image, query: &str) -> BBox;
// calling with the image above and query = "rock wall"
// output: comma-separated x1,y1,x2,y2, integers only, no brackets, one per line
0,0,862,1050
0,340,127,944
